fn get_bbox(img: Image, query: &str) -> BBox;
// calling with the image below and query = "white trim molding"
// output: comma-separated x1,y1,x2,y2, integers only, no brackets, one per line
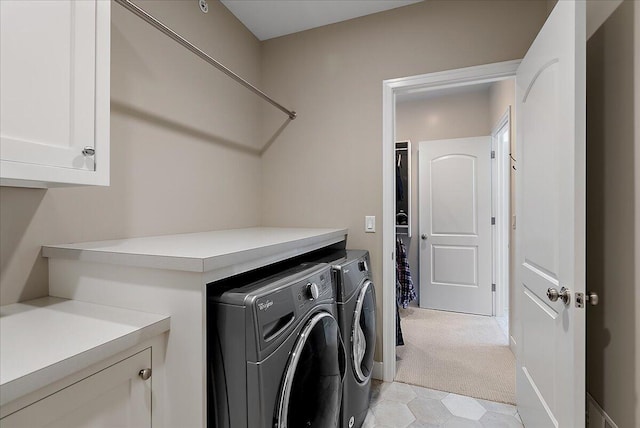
372,361,384,381
491,107,512,318
587,393,619,428
381,60,520,382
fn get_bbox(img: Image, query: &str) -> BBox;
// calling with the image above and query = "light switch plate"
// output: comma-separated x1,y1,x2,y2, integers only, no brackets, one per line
365,216,375,233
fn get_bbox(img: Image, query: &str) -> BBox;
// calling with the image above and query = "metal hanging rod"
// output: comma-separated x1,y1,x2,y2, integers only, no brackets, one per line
114,0,297,120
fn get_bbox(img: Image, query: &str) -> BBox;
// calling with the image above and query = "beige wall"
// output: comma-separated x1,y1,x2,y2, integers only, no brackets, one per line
259,0,548,360
0,0,550,367
395,87,493,303
0,0,263,304
489,80,515,127
586,1,638,426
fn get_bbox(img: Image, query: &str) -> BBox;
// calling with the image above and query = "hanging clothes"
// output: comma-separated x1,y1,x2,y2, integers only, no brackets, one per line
396,159,404,202
396,238,416,309
395,296,405,346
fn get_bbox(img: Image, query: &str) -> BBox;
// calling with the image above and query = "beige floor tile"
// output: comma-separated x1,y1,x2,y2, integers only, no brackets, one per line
407,397,452,425
369,381,523,428
442,393,487,421
372,400,416,427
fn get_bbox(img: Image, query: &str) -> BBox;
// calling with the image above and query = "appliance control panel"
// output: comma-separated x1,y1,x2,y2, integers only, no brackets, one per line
295,270,331,309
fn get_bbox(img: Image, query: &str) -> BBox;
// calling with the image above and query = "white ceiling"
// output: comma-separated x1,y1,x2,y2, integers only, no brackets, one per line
220,0,423,41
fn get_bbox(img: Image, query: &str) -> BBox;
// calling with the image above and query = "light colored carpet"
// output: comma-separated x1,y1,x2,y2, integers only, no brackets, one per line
395,306,516,404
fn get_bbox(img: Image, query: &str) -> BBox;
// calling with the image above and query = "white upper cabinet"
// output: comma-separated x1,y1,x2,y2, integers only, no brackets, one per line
0,0,110,188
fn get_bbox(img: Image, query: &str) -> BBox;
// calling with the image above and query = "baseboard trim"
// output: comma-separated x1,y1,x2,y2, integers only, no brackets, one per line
587,393,619,428
372,361,384,381
510,335,517,356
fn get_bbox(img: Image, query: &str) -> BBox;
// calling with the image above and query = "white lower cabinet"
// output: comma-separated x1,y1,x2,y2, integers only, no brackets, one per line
1,348,152,428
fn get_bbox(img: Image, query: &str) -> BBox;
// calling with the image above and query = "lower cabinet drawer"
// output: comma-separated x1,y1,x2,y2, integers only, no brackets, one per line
1,348,151,428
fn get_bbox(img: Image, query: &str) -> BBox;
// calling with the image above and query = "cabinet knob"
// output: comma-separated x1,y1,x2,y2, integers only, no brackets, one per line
82,146,95,156
139,368,152,380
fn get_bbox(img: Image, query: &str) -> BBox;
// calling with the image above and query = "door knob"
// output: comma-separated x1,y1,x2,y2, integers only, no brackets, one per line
82,146,95,156
586,291,599,305
575,291,599,308
421,234,428,240
547,287,570,305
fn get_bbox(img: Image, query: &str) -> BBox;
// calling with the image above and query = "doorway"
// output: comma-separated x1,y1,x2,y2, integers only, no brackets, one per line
390,76,516,403
380,3,615,426
382,61,520,385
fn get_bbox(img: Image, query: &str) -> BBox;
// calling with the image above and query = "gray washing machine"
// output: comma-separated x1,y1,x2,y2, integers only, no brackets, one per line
332,250,377,428
207,262,346,428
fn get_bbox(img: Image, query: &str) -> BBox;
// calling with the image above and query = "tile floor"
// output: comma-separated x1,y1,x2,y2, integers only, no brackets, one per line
365,381,523,428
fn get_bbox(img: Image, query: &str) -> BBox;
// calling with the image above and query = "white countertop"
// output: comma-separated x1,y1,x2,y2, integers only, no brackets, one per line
42,227,348,273
0,297,170,407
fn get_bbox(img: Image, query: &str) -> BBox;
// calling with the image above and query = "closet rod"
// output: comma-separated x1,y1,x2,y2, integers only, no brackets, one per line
114,0,297,120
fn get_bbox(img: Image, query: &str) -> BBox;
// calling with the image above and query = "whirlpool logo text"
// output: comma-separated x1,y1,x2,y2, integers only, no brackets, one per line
258,300,274,311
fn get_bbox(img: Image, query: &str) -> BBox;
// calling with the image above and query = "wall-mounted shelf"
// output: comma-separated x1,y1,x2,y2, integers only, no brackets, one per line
396,141,411,237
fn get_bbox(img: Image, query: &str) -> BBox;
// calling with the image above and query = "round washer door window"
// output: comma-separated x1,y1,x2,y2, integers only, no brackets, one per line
352,280,376,383
275,311,345,428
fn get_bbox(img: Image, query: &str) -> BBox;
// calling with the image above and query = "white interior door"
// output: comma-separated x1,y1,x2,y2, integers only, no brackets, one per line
515,1,586,427
418,136,492,316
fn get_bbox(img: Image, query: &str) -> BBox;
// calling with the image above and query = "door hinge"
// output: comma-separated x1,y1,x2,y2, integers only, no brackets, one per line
491,150,496,159
491,217,496,225
492,283,496,292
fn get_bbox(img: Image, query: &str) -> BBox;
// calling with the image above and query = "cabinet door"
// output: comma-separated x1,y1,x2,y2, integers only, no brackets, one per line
0,349,151,428
0,0,110,187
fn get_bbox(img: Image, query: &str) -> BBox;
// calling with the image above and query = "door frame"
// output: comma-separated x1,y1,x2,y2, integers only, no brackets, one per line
381,60,520,382
491,108,512,318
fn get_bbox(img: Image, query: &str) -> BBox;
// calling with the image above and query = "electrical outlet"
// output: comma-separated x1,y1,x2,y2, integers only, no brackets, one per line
365,216,375,233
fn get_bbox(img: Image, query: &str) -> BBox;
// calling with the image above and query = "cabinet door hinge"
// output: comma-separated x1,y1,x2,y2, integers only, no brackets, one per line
491,217,496,225
492,283,496,292
491,150,496,159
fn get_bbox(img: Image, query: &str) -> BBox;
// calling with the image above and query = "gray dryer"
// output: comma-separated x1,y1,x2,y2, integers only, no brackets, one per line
332,250,377,428
207,262,346,428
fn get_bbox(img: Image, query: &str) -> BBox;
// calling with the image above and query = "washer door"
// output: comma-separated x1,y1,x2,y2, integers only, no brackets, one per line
351,280,376,383
275,311,345,428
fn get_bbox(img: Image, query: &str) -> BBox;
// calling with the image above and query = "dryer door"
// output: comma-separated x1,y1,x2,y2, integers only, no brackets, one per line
275,311,345,428
352,280,376,383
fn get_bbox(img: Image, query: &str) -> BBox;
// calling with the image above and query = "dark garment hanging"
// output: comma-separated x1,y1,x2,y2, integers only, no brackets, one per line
396,239,416,309
396,298,404,346
396,164,404,202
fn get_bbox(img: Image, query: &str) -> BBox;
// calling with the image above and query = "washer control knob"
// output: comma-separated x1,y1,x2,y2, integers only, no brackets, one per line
306,282,320,300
